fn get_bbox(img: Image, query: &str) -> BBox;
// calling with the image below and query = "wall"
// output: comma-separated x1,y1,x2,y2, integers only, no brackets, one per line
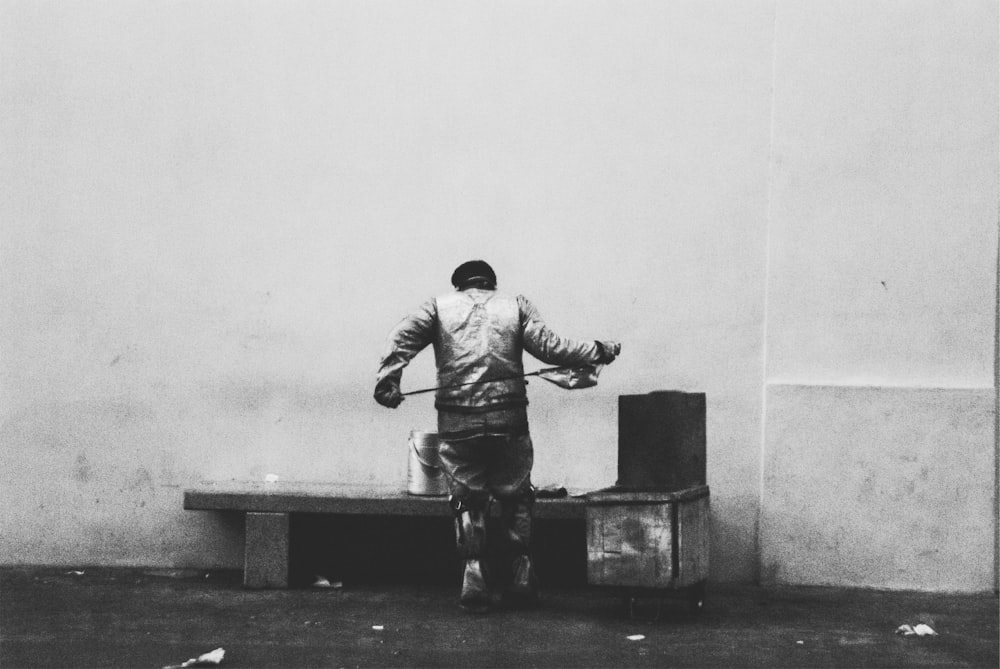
758,1,998,591
0,1,775,579
0,0,995,591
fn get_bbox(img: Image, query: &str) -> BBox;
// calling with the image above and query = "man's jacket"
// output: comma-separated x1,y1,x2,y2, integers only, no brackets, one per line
376,288,602,413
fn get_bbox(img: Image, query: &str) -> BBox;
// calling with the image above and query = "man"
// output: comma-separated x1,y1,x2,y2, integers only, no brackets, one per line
374,260,619,613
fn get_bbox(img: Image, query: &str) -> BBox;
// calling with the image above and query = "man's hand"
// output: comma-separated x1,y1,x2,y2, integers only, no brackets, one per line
595,340,622,364
374,378,404,409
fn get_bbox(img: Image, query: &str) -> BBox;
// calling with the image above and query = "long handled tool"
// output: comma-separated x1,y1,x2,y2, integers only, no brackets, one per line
401,364,606,396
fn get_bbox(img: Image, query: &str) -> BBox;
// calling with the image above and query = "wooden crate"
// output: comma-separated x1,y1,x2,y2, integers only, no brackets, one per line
585,486,709,591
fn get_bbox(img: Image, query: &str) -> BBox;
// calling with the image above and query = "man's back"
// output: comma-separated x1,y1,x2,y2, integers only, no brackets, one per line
433,288,527,412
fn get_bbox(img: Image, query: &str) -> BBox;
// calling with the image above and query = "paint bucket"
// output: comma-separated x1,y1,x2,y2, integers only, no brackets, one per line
407,431,448,496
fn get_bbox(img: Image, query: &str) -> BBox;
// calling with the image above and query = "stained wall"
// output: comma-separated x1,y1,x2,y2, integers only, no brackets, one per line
1,0,995,591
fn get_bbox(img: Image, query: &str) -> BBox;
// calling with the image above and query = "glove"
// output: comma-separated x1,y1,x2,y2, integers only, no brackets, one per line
374,377,403,409
595,340,621,364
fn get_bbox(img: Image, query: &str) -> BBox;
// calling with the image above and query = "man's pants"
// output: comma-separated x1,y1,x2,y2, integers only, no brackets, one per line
436,431,536,560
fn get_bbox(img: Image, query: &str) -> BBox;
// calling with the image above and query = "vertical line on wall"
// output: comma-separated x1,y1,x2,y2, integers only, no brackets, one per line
994,196,999,593
992,0,1000,599
755,0,781,586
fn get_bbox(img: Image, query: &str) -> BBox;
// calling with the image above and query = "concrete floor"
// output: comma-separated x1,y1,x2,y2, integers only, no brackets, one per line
1,567,996,668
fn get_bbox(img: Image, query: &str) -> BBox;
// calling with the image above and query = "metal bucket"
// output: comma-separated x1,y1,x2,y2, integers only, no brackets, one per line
407,431,448,496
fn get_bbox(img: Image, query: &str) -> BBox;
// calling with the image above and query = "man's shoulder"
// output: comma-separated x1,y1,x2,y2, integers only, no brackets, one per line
514,293,536,309
434,290,528,314
495,290,530,309
436,288,520,300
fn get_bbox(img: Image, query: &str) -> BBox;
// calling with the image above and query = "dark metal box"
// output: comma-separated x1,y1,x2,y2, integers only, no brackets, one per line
617,391,706,491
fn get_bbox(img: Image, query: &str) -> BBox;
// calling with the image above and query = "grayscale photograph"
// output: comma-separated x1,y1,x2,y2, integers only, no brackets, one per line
1,1,997,667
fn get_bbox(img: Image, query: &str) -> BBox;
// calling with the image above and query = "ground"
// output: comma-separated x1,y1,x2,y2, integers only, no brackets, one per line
1,567,996,668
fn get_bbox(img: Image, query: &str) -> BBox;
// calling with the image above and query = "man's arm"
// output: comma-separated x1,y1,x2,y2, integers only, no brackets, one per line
518,295,619,366
374,299,437,408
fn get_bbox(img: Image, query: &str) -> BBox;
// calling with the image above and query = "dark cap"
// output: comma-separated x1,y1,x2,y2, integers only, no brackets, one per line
451,260,497,289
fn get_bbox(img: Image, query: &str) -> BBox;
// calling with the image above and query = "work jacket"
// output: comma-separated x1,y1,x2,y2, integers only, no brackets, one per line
376,288,603,413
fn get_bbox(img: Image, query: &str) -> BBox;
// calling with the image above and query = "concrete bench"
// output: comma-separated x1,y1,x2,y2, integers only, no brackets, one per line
183,482,585,589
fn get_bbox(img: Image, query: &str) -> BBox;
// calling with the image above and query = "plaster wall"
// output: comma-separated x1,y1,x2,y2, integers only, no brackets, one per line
760,385,995,591
759,1,998,591
1,1,774,579
1,1,995,591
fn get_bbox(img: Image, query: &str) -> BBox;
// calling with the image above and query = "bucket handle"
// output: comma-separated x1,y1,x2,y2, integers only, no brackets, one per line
409,437,440,469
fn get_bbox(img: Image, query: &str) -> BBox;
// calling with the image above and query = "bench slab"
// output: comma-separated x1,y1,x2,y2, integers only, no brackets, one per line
184,481,585,519
184,482,585,588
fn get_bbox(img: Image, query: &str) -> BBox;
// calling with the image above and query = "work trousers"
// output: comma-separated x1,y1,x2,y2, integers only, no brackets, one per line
436,408,535,553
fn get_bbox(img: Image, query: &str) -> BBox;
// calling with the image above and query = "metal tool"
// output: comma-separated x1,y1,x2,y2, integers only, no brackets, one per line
401,364,606,396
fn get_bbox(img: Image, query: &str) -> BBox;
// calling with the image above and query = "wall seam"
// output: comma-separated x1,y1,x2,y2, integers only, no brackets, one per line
765,381,995,391
994,181,999,593
995,3,999,594
755,0,780,586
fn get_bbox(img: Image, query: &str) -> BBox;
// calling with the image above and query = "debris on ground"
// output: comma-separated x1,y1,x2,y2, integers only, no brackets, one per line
896,623,938,637
142,569,206,580
163,647,225,668
312,575,343,589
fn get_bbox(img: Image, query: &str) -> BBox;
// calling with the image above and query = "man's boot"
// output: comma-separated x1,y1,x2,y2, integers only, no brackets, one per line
459,558,490,614
506,553,538,606
500,488,538,607
452,496,491,613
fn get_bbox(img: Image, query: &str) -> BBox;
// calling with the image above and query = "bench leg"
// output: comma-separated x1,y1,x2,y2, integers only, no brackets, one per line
244,512,290,589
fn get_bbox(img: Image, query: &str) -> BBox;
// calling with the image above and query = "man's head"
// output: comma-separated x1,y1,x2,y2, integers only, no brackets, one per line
451,260,497,290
